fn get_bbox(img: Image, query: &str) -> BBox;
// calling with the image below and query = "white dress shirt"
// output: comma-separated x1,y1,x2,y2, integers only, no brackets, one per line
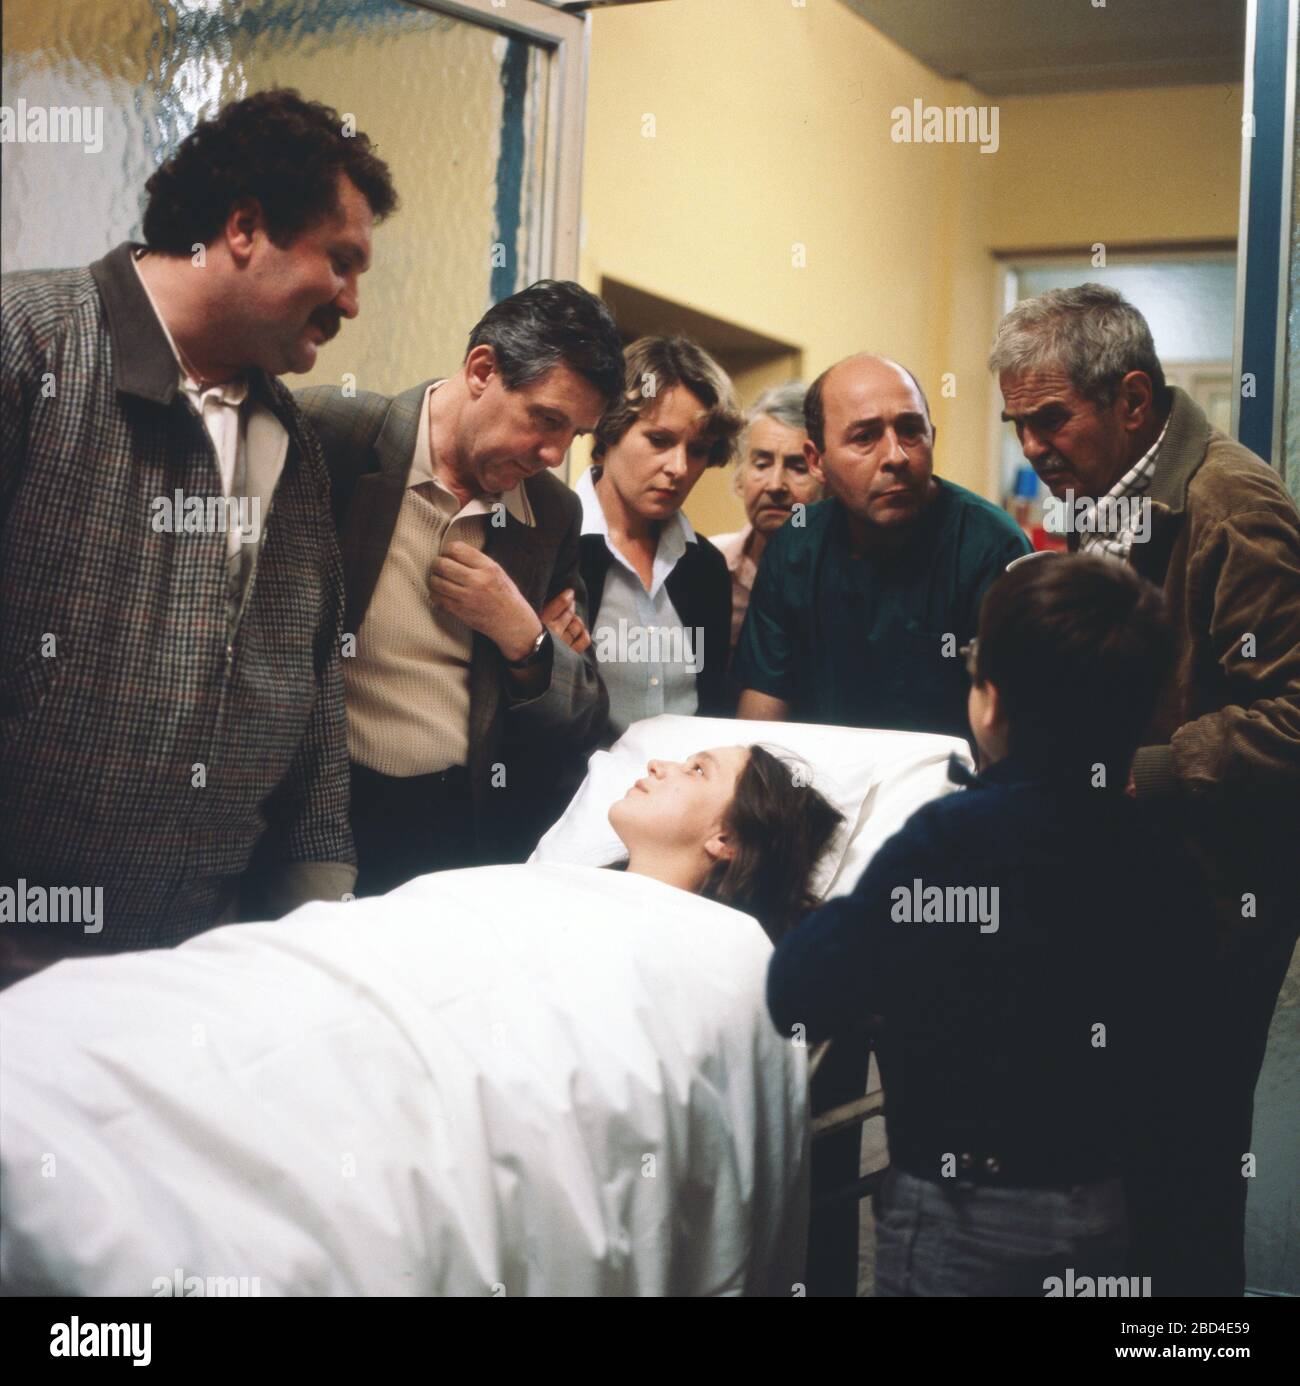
132,252,288,627
577,466,700,741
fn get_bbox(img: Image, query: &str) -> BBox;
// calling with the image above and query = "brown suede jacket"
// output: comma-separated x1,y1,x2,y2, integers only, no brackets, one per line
1114,388,1300,945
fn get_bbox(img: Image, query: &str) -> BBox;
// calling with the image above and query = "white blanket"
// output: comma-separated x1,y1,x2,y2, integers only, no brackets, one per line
0,864,807,1296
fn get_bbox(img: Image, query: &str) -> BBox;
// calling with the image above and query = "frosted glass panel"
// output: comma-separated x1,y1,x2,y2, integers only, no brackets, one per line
1,0,552,395
1000,256,1237,497
1016,260,1237,364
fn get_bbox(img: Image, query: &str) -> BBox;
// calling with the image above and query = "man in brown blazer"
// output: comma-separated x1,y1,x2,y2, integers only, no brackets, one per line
992,283,1300,1296
298,281,619,894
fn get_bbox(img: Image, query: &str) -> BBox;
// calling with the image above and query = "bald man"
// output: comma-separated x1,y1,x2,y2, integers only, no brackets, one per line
735,354,1029,741
735,353,1029,1298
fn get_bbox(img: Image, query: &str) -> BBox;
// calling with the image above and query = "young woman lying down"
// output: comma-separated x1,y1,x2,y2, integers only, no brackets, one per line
0,747,840,1297
606,743,842,938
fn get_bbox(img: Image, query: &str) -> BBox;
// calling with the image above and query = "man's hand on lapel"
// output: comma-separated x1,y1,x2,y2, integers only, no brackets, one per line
430,541,543,662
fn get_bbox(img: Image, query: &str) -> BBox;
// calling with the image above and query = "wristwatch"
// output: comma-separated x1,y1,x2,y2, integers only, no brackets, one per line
506,626,551,669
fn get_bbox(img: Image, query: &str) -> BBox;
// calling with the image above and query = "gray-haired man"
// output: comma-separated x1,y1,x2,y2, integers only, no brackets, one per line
992,283,1300,1296
710,382,824,658
298,281,620,892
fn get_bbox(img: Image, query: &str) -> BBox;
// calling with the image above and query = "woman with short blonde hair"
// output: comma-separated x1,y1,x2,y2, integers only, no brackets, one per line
573,335,743,741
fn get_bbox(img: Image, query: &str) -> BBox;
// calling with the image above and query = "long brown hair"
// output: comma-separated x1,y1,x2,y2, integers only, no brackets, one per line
700,745,843,941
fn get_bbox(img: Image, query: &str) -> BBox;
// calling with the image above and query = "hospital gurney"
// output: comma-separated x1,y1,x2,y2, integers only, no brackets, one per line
2,718,969,1296
0,862,807,1296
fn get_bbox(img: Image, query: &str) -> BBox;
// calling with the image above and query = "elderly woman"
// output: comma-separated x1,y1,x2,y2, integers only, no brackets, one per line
711,382,825,659
565,336,742,741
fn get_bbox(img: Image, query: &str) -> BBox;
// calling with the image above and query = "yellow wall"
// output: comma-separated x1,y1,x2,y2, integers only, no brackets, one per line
578,0,1242,535
986,85,1242,250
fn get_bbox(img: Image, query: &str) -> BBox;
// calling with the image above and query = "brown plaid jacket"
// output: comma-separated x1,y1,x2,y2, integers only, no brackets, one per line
0,243,355,950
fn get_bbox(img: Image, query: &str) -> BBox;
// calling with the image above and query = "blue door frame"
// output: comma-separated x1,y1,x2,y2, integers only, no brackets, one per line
1233,0,1298,472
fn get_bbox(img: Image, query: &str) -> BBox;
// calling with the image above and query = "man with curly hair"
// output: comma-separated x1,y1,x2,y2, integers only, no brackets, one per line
0,89,397,969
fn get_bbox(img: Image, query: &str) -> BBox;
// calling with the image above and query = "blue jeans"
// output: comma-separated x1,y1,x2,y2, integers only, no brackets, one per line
874,1166,1128,1297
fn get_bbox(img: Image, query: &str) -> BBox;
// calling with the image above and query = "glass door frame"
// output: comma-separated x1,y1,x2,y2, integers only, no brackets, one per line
411,0,587,282
1233,0,1297,470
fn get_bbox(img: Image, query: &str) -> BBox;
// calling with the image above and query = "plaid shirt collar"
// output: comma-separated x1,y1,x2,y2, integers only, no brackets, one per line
89,242,278,417
1103,413,1169,507
1078,413,1170,559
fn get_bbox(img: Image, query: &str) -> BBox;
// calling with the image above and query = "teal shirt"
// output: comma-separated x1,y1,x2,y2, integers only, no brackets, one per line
733,481,1031,739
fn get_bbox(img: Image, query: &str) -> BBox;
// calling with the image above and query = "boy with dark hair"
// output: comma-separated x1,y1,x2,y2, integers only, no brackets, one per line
767,553,1211,1296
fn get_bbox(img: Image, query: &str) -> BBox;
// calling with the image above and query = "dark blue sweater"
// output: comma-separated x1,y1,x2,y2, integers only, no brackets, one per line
767,756,1212,1185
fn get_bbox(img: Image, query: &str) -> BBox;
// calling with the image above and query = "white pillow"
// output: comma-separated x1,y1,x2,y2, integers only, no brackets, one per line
827,729,972,898
529,714,973,900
